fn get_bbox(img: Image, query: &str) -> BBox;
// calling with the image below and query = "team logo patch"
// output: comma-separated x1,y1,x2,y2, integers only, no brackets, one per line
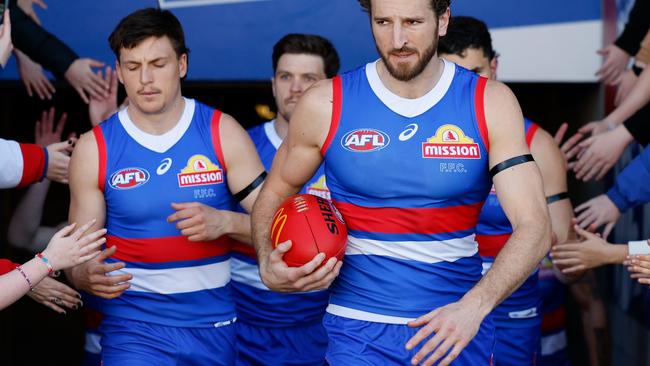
422,124,481,159
109,168,150,190
177,155,224,187
306,175,331,200
341,128,390,152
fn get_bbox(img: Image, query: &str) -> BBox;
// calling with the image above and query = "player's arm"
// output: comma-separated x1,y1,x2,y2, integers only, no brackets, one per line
530,129,583,283
407,80,551,366
168,113,265,245
472,80,552,315
65,131,131,299
252,79,342,292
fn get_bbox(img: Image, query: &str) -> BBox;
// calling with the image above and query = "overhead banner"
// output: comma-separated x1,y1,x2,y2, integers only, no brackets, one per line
0,0,602,82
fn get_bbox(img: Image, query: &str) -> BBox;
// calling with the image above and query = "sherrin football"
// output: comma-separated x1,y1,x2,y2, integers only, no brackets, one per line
270,194,347,267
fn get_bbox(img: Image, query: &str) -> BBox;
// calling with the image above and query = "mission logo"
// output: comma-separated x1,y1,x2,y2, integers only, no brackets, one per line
422,124,481,159
178,155,224,187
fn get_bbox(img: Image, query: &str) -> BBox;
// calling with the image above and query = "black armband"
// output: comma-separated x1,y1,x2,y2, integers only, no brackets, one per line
632,64,644,77
489,154,535,177
233,171,267,202
546,192,570,204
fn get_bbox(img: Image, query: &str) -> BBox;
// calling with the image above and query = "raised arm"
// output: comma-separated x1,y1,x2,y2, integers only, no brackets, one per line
252,79,341,292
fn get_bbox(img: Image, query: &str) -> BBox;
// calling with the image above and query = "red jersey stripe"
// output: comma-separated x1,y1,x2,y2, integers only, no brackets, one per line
92,126,107,192
333,201,483,234
474,77,489,152
106,235,232,263
476,233,511,257
525,122,539,147
231,241,257,258
210,110,227,173
321,76,343,156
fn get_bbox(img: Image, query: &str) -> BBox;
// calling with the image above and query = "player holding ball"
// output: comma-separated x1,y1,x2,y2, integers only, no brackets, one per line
252,0,551,365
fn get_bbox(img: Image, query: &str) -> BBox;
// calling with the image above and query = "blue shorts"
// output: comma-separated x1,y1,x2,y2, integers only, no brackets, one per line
492,325,540,366
538,351,571,366
81,329,101,366
323,314,495,365
537,329,570,366
236,320,327,366
100,316,236,366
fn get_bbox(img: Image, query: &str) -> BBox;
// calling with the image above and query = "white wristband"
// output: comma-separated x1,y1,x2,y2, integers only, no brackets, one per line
628,240,650,255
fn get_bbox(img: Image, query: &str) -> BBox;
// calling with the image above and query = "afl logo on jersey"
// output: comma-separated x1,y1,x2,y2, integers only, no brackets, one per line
177,155,224,187
109,168,150,190
341,129,390,152
422,124,481,159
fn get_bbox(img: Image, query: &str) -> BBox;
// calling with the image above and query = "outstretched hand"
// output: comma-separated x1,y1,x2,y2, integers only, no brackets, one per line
41,220,106,271
574,194,621,238
28,277,81,314
551,225,611,274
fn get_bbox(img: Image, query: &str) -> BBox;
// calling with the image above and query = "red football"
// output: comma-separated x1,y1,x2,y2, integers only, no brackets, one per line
270,194,347,267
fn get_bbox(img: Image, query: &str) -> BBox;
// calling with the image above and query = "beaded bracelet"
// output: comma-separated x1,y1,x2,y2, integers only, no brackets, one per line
15,265,34,291
35,253,53,275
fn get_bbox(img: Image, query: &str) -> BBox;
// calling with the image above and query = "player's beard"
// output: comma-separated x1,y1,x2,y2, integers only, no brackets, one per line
377,29,438,82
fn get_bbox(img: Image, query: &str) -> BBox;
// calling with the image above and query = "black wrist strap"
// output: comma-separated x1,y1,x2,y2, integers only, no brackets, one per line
233,171,267,202
489,154,535,177
546,192,570,204
632,64,644,76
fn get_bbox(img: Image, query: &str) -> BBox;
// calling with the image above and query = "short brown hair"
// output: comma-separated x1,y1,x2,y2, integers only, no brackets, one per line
358,0,451,17
272,34,340,78
108,8,189,60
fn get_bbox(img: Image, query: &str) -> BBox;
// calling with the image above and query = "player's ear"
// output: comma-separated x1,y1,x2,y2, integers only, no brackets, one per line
490,57,498,80
178,53,188,79
115,60,124,84
271,76,277,99
437,7,451,37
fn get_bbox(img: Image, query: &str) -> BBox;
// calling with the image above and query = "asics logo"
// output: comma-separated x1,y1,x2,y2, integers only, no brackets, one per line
157,158,173,175
399,123,419,141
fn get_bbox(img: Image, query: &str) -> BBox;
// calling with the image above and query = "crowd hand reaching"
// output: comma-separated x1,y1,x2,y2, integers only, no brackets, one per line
89,67,118,127
550,225,610,274
41,220,106,271
28,277,82,314
64,58,109,104
625,248,650,286
35,107,69,147
553,123,585,169
575,194,621,238
45,139,76,184
0,9,12,68
17,0,47,25
596,44,630,85
67,246,131,300
572,125,632,181
615,69,639,106
406,296,485,366
15,49,55,99
259,241,342,293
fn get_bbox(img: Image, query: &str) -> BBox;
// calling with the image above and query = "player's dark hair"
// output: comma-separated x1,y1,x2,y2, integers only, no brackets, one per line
272,34,340,78
109,8,189,60
438,16,496,60
358,0,451,18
